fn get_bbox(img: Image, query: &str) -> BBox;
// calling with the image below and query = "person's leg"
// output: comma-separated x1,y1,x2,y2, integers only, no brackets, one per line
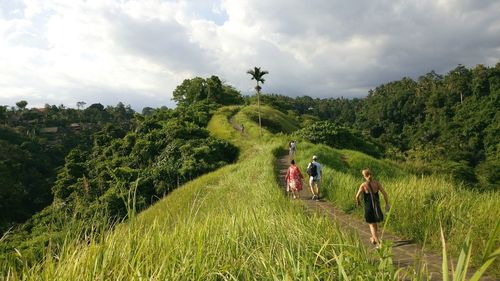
309,177,315,199
315,180,321,198
368,223,380,244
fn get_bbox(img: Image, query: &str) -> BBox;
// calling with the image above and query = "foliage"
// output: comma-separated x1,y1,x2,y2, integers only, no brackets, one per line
356,64,500,188
0,102,238,268
172,75,244,107
256,63,500,190
294,121,383,158
1,138,404,280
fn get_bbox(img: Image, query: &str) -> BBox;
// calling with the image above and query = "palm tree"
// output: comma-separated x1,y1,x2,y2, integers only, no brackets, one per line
76,101,86,123
246,67,269,136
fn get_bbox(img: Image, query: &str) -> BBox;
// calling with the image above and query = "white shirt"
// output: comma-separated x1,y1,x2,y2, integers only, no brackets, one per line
308,161,321,180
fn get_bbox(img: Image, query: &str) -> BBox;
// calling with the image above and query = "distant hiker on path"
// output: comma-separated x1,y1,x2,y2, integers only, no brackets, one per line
306,155,321,201
355,168,390,248
285,159,304,199
288,140,296,159
241,124,245,134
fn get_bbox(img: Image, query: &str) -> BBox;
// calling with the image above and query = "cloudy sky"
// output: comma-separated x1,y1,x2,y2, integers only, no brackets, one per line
1,0,499,110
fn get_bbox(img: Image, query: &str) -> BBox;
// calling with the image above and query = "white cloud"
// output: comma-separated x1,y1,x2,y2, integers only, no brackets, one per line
0,0,499,110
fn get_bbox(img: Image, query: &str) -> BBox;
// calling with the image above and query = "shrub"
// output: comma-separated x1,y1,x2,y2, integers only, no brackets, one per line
294,121,383,157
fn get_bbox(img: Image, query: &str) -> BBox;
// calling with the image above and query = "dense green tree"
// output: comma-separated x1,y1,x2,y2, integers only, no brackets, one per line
353,64,499,187
0,101,138,234
444,64,472,104
0,106,7,124
141,107,155,116
172,76,243,107
0,92,239,263
294,121,383,157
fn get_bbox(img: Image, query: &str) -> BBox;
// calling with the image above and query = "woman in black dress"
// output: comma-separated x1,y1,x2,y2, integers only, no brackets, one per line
355,168,390,247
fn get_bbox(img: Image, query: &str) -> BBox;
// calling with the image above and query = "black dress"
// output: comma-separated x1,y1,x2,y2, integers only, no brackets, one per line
363,183,384,223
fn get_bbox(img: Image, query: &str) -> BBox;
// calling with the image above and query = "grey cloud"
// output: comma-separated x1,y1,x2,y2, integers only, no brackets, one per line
1,0,499,110
106,10,217,74
235,0,499,98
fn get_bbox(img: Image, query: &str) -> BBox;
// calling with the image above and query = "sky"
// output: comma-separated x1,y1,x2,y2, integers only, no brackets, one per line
1,0,499,111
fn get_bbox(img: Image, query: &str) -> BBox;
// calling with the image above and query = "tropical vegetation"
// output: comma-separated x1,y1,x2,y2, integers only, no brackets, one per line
1,64,499,279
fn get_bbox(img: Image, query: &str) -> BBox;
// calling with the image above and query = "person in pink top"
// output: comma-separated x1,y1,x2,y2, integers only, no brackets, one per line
285,159,304,199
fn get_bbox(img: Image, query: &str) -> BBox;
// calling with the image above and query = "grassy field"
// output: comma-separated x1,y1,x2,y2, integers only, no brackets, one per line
2,107,407,280
292,140,500,277
2,105,498,280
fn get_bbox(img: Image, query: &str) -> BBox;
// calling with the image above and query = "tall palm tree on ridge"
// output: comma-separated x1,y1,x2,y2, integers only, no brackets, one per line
246,67,269,137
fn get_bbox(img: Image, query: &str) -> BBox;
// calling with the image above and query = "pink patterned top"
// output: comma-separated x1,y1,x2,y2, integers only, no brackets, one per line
285,164,304,191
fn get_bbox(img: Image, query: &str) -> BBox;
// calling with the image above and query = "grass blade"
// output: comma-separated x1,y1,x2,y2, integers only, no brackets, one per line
440,224,449,281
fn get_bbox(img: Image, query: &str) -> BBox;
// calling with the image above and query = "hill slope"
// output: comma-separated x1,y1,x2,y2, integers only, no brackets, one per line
2,106,400,280
2,105,498,280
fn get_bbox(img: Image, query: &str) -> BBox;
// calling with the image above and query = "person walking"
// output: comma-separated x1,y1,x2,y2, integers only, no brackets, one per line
306,155,321,201
288,140,296,159
355,168,390,247
285,159,304,199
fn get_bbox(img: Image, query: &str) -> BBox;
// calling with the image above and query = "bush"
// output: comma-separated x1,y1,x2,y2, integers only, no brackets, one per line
475,157,500,190
294,121,383,157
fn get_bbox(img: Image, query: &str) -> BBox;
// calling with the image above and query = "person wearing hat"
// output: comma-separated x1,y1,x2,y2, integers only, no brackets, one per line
306,155,322,200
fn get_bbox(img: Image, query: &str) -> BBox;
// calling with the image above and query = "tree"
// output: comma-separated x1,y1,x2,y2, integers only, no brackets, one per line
445,64,471,104
172,77,206,106
16,100,28,111
76,101,86,110
142,107,155,116
247,67,269,136
76,101,86,123
0,106,7,124
172,76,243,107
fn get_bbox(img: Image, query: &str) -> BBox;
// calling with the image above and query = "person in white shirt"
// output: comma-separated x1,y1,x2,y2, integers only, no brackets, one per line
307,155,322,201
288,140,296,159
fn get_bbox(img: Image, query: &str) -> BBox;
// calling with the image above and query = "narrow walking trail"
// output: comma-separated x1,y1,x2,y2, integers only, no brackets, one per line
277,153,494,281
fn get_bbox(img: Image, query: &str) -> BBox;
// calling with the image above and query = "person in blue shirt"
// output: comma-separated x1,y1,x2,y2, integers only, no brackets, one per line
307,155,322,201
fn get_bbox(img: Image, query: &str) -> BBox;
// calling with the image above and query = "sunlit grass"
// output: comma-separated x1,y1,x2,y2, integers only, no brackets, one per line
2,105,498,280
293,140,500,277
1,106,407,280
2,142,404,280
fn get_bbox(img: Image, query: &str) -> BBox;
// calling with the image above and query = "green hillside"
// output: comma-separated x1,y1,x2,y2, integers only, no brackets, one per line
1,106,398,280
2,105,499,280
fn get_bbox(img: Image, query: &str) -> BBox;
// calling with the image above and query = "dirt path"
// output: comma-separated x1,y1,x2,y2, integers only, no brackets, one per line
276,154,494,281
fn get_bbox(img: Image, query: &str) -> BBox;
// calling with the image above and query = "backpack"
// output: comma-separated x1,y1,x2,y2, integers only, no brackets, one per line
307,162,318,177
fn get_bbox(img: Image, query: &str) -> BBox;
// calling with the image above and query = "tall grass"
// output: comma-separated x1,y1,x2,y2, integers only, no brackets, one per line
3,105,497,280
1,141,406,280
293,141,500,277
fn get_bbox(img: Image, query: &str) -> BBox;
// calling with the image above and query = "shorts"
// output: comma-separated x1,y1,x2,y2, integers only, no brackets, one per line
309,177,320,187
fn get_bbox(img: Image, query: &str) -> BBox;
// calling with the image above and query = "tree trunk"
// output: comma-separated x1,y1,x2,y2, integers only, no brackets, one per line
257,88,262,137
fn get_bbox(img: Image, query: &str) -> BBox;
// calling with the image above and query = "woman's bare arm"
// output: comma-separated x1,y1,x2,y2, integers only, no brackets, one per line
355,185,364,206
